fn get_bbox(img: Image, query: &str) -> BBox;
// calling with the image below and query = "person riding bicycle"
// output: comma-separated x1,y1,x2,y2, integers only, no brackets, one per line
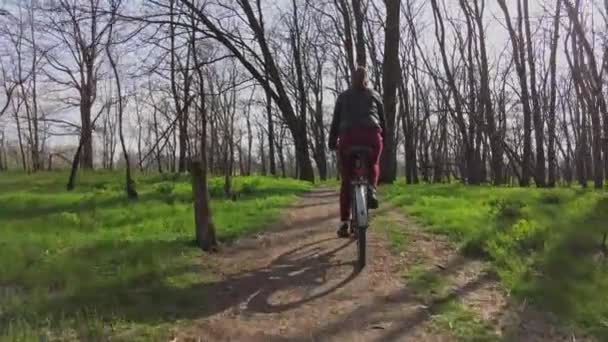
329,66,385,238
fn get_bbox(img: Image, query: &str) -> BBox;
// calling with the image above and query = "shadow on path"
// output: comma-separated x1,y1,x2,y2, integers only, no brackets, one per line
30,236,360,329
284,255,494,341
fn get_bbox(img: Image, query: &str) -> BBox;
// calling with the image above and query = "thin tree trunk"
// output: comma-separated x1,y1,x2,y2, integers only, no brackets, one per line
523,0,546,187
170,0,191,174
0,133,4,171
335,0,355,74
13,100,27,172
135,95,145,172
265,85,276,176
107,16,137,199
152,107,163,173
351,0,366,67
67,138,84,191
80,95,94,169
497,0,533,186
276,127,287,177
246,106,253,176
29,3,40,172
259,129,267,176
547,0,561,187
290,0,311,182
380,0,400,184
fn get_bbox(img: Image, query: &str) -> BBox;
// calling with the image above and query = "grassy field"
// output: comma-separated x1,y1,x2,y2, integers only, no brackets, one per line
0,171,312,341
383,183,608,339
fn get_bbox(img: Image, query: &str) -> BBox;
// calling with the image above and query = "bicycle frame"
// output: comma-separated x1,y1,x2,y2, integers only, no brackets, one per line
351,156,369,229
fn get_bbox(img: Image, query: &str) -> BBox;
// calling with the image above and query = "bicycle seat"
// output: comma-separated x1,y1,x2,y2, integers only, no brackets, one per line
347,146,373,158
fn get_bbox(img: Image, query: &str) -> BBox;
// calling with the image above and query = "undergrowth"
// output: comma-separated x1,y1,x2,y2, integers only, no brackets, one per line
0,171,311,341
384,183,608,338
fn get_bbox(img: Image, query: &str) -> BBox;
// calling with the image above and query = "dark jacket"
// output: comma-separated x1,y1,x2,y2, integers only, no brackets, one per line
329,88,386,150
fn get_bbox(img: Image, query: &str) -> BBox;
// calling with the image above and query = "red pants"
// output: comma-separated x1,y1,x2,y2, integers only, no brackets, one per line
338,128,383,221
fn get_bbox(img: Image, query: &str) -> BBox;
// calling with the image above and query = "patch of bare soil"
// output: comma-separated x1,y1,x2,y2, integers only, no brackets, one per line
175,189,590,342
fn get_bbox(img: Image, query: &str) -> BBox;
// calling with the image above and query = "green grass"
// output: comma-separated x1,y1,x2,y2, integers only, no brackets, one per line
375,216,409,251
404,264,448,300
428,301,499,342
402,263,498,341
383,182,608,338
0,171,312,341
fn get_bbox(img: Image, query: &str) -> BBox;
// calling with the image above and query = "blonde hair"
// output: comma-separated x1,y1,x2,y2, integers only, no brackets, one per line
351,66,369,90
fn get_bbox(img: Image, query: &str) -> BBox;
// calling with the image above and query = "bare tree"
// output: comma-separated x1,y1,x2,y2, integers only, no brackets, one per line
43,0,113,170
563,0,606,188
497,0,533,186
169,0,194,173
106,0,137,199
170,0,316,181
190,9,217,251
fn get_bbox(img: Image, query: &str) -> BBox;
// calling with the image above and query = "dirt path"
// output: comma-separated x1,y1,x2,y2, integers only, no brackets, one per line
176,189,588,342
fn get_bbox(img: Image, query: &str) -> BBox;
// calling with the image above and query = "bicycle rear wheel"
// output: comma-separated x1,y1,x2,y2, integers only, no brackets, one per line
357,224,366,270
352,184,368,271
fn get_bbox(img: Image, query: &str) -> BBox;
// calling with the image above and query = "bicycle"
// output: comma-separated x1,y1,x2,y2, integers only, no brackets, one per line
347,146,373,271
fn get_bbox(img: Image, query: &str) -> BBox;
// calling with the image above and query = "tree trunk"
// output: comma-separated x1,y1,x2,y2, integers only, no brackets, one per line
67,138,85,191
259,129,267,176
400,83,417,184
191,161,217,251
276,128,287,177
153,108,163,173
523,0,546,187
266,84,277,176
579,101,589,188
107,18,137,199
351,0,366,67
191,18,217,251
29,4,40,172
178,114,189,173
305,44,328,181
0,135,4,171
170,0,191,174
379,0,400,184
14,105,28,172
547,0,561,187
246,107,253,176
171,122,177,173
335,0,356,75
80,96,94,169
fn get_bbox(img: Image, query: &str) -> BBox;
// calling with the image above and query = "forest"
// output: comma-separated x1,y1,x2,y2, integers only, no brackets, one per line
0,0,606,189
1,0,608,341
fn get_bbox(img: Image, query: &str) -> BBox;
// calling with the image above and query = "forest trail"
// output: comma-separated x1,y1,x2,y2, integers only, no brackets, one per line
176,188,587,342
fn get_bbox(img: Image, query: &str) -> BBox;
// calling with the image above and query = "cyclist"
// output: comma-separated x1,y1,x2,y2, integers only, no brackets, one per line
328,66,385,238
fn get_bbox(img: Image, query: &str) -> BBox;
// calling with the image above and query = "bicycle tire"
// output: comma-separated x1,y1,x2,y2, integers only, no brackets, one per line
352,183,367,271
357,224,366,270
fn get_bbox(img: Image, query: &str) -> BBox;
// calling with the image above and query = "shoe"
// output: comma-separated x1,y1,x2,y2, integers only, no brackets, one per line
368,187,379,209
337,222,350,238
